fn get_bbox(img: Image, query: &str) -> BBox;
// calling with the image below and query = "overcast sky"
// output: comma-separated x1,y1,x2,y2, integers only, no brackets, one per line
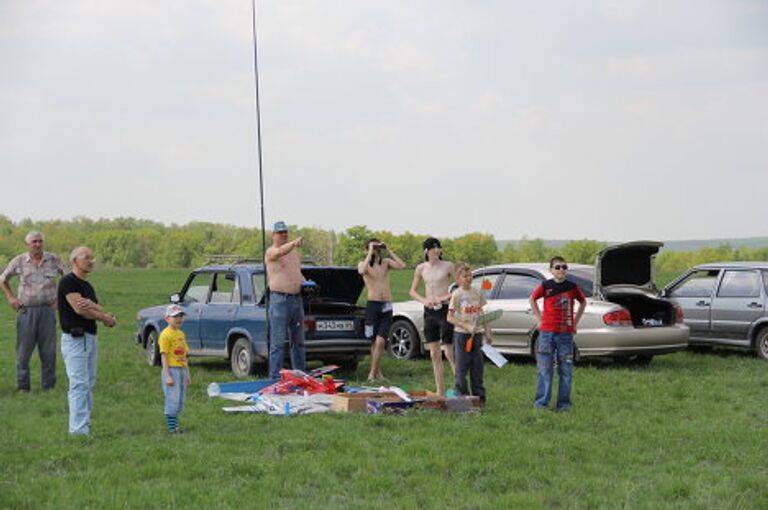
1,1,766,241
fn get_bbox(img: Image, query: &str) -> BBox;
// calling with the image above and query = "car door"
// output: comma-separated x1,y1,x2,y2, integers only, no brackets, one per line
665,269,719,340
199,271,240,351
178,272,214,350
490,272,542,352
710,269,765,343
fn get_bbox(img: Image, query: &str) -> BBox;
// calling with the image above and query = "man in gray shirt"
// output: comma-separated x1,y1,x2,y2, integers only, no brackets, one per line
1,231,67,391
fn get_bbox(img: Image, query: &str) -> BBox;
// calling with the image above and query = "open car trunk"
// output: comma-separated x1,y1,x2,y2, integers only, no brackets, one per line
596,241,675,327
300,266,365,315
603,290,677,327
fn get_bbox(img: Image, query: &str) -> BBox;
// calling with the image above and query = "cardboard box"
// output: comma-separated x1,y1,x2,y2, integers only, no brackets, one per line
444,396,481,413
416,396,447,409
332,392,397,413
333,390,455,414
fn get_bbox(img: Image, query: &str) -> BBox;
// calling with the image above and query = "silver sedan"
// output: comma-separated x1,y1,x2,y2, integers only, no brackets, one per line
388,241,689,364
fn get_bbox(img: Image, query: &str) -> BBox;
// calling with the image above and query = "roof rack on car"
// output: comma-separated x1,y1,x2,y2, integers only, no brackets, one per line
204,255,263,266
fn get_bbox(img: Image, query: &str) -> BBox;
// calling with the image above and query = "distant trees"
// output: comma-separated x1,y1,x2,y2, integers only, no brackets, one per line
1,215,766,272
443,233,499,267
562,239,607,265
655,244,768,274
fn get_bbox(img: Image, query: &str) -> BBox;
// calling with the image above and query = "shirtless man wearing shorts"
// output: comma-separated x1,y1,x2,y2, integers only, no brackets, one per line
409,237,456,397
358,238,406,382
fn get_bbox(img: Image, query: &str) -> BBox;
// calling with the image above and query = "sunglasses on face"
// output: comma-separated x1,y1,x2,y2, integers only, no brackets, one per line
552,264,568,271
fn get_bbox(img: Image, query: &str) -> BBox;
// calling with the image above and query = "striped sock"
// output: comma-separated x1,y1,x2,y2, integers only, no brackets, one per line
166,415,177,432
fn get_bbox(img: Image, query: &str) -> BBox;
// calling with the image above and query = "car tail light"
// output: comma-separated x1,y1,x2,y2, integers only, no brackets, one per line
304,319,316,333
675,306,684,324
603,309,632,326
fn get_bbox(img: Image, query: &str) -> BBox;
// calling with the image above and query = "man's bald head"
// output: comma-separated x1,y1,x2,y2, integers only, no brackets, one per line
69,246,95,276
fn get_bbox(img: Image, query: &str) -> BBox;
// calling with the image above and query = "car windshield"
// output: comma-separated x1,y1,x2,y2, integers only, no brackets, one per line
566,268,594,297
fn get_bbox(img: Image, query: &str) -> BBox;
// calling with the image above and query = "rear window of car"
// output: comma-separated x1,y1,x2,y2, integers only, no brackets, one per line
717,270,761,298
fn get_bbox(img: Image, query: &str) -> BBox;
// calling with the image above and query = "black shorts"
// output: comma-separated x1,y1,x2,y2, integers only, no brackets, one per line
423,304,454,345
365,301,393,341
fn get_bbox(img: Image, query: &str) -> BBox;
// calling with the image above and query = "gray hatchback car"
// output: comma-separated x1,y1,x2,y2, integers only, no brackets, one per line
662,262,768,360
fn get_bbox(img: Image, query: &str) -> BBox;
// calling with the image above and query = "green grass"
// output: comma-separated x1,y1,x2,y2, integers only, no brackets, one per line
0,268,766,509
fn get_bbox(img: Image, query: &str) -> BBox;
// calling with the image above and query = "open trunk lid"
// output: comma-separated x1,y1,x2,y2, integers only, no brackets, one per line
301,266,364,305
594,241,663,299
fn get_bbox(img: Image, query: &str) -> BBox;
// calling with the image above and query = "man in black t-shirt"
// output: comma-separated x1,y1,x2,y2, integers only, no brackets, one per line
58,246,116,436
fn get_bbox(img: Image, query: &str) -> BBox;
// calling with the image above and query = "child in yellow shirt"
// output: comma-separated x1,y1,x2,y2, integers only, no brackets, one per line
159,304,191,432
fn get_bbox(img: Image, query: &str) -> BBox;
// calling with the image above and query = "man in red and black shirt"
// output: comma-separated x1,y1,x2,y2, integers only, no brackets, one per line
529,256,586,411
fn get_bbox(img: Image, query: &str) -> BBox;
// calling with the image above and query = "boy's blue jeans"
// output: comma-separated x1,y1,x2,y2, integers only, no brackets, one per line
268,292,307,379
61,332,98,435
534,331,574,410
162,367,188,417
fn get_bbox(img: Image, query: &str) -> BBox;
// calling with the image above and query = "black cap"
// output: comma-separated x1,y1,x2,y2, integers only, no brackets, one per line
423,237,441,251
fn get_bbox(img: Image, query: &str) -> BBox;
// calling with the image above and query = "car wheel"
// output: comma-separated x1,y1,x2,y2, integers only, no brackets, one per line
145,329,160,366
231,337,255,378
387,320,420,360
755,328,768,360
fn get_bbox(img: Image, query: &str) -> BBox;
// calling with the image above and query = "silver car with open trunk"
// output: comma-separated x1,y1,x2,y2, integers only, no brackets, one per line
388,241,689,363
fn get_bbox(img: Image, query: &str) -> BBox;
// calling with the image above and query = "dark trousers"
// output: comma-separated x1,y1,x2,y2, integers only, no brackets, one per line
453,332,485,401
17,305,57,390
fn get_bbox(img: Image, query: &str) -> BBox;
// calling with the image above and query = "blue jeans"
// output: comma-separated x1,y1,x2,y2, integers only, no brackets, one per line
534,331,574,410
268,293,306,379
161,367,188,417
61,333,98,435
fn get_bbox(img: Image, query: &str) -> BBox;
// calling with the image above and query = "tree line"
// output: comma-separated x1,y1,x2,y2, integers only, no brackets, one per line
1,216,766,272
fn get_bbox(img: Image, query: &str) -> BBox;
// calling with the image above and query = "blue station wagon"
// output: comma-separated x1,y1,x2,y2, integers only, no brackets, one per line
134,263,371,377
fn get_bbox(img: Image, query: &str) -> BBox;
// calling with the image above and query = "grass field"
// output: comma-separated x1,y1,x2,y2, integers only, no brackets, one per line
0,268,766,509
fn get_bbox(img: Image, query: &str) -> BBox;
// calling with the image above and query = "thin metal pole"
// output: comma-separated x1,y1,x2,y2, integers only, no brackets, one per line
250,0,270,351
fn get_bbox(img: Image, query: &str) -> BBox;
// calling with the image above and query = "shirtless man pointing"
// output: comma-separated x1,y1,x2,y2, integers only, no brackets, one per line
358,238,406,382
409,237,456,396
266,221,307,379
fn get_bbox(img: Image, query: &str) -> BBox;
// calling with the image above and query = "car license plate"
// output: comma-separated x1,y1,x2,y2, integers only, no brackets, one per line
316,320,355,332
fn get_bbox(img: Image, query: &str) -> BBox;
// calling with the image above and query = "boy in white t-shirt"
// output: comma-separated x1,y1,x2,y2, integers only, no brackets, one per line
447,263,493,404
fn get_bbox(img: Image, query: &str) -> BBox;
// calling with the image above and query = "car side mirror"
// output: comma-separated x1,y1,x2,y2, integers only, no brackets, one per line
169,293,180,304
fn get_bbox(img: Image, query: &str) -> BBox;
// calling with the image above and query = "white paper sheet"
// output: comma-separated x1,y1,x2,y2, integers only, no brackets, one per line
481,344,508,367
